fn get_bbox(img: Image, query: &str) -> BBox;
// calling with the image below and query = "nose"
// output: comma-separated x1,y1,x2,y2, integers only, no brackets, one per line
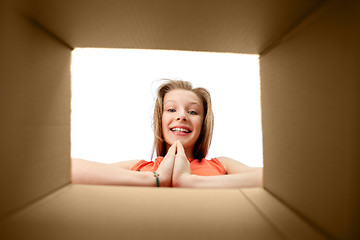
177,116,187,121
176,110,187,121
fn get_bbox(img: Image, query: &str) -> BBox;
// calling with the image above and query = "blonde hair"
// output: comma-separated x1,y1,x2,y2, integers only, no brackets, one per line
152,80,214,160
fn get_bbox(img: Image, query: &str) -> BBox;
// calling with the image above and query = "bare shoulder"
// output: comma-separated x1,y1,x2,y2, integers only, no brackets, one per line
217,156,262,174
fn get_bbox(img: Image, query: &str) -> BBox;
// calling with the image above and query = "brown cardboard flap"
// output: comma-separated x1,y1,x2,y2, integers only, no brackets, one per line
241,188,326,240
260,0,360,239
0,4,71,218
3,185,282,240
25,0,325,53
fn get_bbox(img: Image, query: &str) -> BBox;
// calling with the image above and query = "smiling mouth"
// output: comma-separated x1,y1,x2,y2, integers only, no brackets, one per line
170,127,191,133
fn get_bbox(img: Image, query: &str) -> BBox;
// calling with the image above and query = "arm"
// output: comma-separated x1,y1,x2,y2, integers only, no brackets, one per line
71,158,156,187
179,169,263,188
172,143,263,188
216,156,263,188
71,142,177,187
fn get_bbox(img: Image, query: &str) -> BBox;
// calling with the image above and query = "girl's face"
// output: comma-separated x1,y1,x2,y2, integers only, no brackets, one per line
162,89,204,158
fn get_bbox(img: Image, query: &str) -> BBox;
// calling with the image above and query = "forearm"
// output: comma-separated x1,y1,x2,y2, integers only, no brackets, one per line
71,159,156,187
180,169,263,188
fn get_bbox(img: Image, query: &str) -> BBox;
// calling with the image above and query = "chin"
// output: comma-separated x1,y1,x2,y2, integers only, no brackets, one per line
166,137,187,146
175,137,188,144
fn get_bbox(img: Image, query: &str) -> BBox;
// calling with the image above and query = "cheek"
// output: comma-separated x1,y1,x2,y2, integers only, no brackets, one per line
193,118,203,134
161,114,171,135
161,114,168,128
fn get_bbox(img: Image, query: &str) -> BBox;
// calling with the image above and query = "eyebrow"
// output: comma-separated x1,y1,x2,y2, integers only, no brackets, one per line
164,100,201,107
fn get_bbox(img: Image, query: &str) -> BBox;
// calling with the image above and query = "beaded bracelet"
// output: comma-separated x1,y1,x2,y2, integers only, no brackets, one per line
153,172,160,187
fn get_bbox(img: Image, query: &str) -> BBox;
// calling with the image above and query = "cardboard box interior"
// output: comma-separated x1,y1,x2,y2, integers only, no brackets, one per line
1,0,359,239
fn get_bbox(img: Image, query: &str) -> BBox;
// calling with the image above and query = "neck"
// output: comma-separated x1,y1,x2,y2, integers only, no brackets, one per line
184,148,195,160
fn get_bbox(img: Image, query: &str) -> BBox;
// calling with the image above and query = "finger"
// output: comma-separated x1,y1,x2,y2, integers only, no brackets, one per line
167,141,177,155
176,140,186,156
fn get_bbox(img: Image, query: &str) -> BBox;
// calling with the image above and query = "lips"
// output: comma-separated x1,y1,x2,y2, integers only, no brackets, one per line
170,126,192,134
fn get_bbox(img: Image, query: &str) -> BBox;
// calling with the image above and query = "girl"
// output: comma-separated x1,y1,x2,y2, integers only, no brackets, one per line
72,80,262,188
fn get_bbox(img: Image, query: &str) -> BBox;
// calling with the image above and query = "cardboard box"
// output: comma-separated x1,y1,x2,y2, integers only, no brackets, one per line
1,0,359,239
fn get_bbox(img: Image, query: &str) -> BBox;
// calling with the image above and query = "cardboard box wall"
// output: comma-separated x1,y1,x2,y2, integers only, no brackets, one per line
0,0,359,239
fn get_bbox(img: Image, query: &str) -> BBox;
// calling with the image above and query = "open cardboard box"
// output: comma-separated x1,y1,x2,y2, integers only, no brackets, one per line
1,0,359,239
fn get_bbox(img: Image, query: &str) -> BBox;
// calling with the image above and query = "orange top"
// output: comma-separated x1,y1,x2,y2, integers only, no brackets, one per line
130,157,227,176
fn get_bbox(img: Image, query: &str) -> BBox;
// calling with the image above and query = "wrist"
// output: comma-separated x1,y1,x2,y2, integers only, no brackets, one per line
140,171,159,187
153,170,172,187
153,172,160,187
174,174,196,188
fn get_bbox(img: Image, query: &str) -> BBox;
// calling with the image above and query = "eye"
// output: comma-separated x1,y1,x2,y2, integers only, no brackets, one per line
188,110,197,115
167,108,176,113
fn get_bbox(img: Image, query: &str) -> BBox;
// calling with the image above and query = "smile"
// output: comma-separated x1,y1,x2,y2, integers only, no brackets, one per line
170,127,191,133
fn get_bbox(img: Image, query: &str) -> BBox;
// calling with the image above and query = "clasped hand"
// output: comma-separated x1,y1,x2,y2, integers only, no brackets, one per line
156,140,192,187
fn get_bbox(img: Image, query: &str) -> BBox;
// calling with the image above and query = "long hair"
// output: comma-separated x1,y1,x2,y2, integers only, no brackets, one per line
152,79,214,160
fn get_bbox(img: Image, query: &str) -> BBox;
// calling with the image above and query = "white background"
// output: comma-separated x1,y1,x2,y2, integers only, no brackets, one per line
71,48,263,167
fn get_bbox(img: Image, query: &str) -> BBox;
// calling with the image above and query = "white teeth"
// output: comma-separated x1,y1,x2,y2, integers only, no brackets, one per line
171,128,190,133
